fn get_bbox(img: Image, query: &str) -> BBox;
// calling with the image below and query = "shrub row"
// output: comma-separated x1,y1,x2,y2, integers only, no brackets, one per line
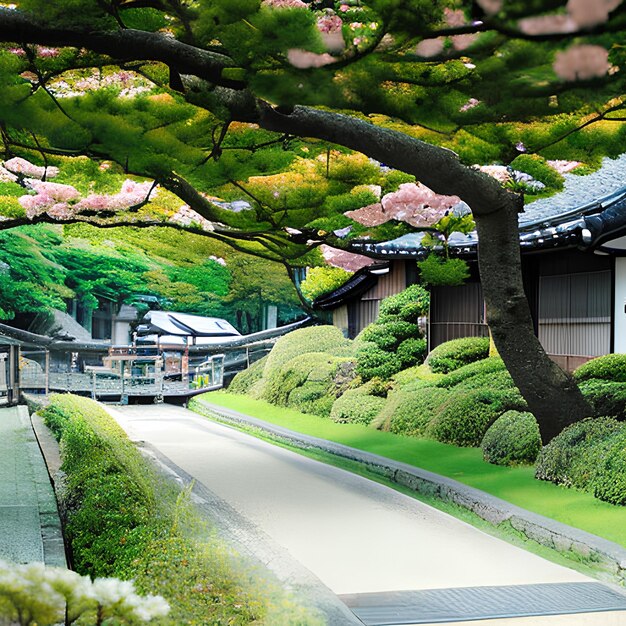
426,336,490,374
536,417,626,505
42,394,317,625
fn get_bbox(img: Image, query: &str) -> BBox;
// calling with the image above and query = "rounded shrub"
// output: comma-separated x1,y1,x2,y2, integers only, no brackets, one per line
380,386,450,436
263,325,353,378
426,336,490,374
481,410,541,466
358,324,398,350
227,355,268,395
262,352,355,414
573,354,626,383
591,429,626,505
355,342,400,381
330,388,386,426
392,363,443,388
436,357,506,388
377,284,429,322
396,338,428,368
535,417,623,488
427,388,526,447
579,379,626,420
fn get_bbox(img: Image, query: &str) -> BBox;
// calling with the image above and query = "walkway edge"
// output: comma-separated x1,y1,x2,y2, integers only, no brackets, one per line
192,399,626,584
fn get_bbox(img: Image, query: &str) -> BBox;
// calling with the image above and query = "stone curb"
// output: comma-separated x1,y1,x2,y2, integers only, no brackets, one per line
17,406,67,568
193,399,626,583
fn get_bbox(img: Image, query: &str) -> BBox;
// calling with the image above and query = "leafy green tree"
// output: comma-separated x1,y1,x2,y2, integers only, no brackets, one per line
0,1,624,439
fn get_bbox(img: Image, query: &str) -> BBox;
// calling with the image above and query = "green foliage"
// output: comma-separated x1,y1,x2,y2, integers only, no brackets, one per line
426,337,490,374
41,394,317,624
428,388,526,447
380,386,449,436
396,337,427,368
227,355,268,395
417,254,470,287
391,363,443,387
435,357,507,388
535,416,626,506
263,351,356,416
330,383,387,426
510,154,564,195
579,379,626,420
301,266,352,302
481,411,541,466
535,417,623,489
377,284,430,322
574,354,626,383
263,325,353,376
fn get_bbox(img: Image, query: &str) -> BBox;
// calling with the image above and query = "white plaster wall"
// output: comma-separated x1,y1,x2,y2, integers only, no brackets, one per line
614,257,626,353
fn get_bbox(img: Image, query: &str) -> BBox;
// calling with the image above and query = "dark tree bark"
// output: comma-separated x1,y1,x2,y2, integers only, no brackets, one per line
0,14,594,441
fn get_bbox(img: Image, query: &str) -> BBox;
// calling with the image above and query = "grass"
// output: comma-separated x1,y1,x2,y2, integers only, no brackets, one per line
198,391,626,549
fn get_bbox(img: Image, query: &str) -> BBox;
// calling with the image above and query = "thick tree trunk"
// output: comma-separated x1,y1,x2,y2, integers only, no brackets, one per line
474,200,592,442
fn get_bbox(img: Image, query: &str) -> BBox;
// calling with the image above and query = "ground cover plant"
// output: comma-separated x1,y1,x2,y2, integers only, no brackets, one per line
40,394,319,626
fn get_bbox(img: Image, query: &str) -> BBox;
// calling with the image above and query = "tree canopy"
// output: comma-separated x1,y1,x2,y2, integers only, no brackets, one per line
0,0,624,440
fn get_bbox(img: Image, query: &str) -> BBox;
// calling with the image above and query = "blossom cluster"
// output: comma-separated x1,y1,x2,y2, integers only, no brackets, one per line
0,559,169,626
1,157,59,182
49,69,153,99
170,204,215,231
19,176,156,220
345,182,463,228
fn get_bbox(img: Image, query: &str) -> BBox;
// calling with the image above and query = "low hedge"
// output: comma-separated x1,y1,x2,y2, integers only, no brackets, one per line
355,342,401,381
330,387,387,426
263,352,356,417
427,388,526,447
392,364,442,388
380,386,450,436
535,417,622,489
435,357,507,388
228,355,268,395
426,337,490,374
481,410,541,466
263,325,353,378
41,395,317,625
579,379,626,420
574,354,626,383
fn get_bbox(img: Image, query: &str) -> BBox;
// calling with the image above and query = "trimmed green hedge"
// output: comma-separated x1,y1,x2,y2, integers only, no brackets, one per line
381,386,450,436
426,337,490,374
481,410,541,466
263,325,353,377
41,395,317,625
330,385,387,426
579,379,626,420
427,388,526,447
262,352,356,417
573,354,626,383
228,355,268,395
435,357,507,388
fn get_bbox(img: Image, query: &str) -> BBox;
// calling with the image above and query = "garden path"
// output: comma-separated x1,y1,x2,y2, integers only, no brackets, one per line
107,403,626,626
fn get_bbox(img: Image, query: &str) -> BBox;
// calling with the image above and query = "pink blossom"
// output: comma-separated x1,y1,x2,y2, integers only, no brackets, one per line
460,98,480,112
519,14,578,35
317,14,343,33
444,9,466,27
339,4,349,11
4,157,59,180
567,0,622,28
47,203,74,220
262,0,307,7
8,47,25,56
37,47,59,58
349,22,363,29
353,37,362,46
415,39,444,58
452,33,478,50
0,165,18,183
287,49,337,68
170,205,215,232
476,0,502,15
321,245,374,272
345,183,462,228
28,180,81,202
553,44,610,81
547,160,582,174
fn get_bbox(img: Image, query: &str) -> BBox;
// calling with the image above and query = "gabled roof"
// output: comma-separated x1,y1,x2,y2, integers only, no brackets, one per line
352,155,626,259
136,311,240,338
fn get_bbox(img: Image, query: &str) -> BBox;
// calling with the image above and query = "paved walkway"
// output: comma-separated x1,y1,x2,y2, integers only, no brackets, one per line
107,404,626,626
0,406,66,567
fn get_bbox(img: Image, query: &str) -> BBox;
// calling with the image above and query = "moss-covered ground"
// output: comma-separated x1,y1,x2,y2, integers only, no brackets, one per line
200,391,626,548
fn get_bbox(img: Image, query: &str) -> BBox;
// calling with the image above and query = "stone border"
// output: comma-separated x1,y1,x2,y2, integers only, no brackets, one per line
17,406,67,568
193,399,626,584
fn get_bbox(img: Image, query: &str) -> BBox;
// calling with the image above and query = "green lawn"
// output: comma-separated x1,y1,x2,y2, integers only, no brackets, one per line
200,391,626,548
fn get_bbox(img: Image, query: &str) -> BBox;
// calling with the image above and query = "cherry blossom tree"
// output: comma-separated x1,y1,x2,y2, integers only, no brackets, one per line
0,0,624,440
